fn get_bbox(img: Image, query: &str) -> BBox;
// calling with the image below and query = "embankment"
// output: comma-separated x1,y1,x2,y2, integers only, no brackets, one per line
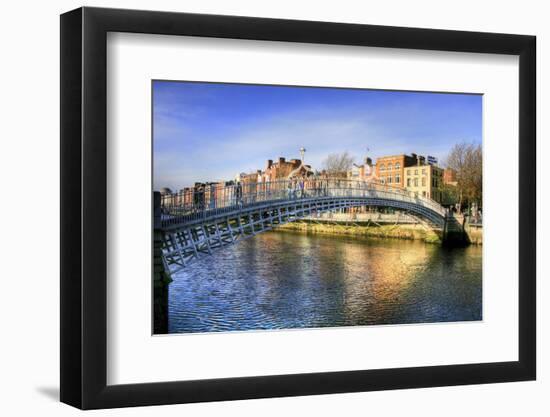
276,221,442,244
275,218,482,245
464,225,483,245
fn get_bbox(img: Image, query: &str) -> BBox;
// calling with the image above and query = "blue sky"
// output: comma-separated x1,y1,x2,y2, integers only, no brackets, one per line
153,81,482,190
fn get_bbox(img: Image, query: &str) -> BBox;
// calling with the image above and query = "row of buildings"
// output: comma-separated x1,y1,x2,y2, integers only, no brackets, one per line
244,151,455,203
348,153,450,203
160,151,458,207
233,156,314,185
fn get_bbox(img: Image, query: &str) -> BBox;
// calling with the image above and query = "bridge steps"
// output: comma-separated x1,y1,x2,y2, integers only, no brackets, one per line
443,214,468,245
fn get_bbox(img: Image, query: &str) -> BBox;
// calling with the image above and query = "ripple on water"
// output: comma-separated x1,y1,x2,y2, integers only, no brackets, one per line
167,232,482,334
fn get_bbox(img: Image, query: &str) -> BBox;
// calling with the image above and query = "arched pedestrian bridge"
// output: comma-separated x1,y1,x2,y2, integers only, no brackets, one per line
155,179,462,274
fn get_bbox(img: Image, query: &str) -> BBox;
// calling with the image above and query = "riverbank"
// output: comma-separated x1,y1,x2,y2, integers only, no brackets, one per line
464,225,483,245
276,221,442,243
276,220,483,245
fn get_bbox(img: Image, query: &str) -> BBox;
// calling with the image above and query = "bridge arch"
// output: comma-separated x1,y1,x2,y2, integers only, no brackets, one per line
156,178,452,273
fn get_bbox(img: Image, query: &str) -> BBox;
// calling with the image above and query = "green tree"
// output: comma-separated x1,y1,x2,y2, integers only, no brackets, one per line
440,183,459,206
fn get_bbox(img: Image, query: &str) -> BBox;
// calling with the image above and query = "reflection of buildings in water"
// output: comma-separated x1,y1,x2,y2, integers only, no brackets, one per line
237,232,323,319
337,240,437,323
253,235,349,327
165,231,482,333
251,234,443,326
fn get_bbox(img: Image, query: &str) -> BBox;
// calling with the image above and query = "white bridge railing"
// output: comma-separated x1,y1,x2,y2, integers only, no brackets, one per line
159,178,447,227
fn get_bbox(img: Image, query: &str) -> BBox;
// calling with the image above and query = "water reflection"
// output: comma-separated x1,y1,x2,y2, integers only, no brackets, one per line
167,232,482,334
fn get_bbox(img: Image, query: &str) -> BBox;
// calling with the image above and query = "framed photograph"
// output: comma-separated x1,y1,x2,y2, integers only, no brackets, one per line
60,7,536,409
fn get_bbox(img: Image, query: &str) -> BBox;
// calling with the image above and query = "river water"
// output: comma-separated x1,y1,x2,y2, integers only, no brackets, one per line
167,232,482,334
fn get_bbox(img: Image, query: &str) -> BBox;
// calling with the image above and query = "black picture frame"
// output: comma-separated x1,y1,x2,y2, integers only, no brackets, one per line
60,6,536,410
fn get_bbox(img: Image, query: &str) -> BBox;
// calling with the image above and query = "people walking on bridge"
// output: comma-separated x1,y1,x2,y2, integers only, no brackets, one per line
208,185,216,209
287,180,293,200
248,182,257,204
293,180,300,199
235,181,243,207
193,184,205,212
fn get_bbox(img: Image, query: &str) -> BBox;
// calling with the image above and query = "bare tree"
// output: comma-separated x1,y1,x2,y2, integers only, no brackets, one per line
445,142,482,211
322,152,355,177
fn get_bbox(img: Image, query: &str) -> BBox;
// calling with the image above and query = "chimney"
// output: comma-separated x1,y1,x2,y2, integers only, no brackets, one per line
278,157,285,164
266,159,273,169
418,155,425,166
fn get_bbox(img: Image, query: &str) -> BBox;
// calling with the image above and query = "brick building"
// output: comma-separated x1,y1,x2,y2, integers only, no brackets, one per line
375,154,419,187
261,156,314,181
443,168,458,186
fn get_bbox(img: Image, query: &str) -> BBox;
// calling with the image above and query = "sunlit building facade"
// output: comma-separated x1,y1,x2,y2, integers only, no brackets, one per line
404,164,444,202
375,154,419,188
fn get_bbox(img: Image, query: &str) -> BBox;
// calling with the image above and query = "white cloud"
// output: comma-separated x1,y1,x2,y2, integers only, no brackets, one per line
154,102,479,190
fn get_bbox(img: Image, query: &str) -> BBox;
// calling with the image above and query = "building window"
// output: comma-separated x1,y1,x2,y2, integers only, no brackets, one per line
407,169,411,175
422,177,426,186
388,176,393,183
395,175,400,184
414,169,418,175
422,169,426,175
422,191,426,197
379,164,386,172
407,178,411,187
395,162,401,170
414,178,418,187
